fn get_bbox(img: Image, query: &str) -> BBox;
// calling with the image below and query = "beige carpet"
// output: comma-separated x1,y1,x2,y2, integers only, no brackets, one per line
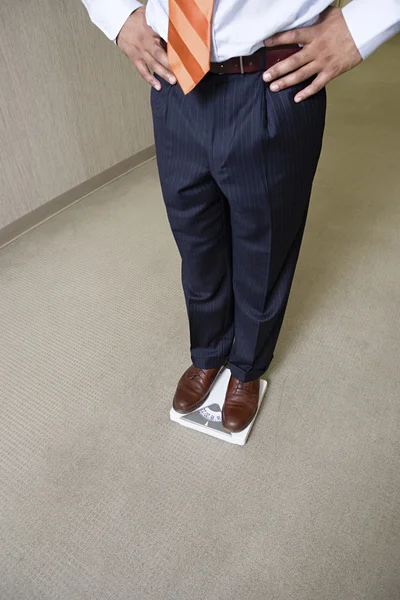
1,37,399,600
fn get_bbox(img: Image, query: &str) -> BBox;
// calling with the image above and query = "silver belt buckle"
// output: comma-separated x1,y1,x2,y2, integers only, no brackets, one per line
239,56,244,74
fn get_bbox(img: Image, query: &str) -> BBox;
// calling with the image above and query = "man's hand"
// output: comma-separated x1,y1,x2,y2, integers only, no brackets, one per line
116,7,176,90
263,7,362,102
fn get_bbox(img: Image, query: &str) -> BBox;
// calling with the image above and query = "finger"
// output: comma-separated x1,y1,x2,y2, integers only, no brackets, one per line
149,60,177,85
145,50,176,84
264,26,314,48
135,59,161,90
294,72,329,103
263,49,310,82
268,64,317,92
153,43,175,74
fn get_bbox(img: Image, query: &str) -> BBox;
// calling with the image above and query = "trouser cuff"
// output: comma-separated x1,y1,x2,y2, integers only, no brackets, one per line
192,355,229,370
227,363,265,382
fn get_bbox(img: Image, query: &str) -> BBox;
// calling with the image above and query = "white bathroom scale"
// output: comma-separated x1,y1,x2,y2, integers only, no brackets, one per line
169,368,268,446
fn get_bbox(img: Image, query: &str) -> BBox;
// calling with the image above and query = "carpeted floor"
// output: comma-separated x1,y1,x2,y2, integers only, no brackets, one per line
0,37,399,600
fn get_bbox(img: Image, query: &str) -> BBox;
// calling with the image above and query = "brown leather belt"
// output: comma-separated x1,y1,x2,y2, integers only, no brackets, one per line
160,39,300,75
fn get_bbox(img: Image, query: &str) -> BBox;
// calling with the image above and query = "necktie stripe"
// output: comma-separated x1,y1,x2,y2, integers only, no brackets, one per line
169,1,209,68
168,21,206,84
168,0,214,94
171,0,210,48
167,45,196,93
191,0,214,19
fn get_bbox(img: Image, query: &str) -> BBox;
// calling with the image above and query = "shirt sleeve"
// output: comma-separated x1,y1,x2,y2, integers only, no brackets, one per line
342,0,400,59
81,0,143,41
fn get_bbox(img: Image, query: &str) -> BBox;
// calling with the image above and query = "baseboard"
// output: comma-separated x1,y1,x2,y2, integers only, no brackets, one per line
0,145,156,250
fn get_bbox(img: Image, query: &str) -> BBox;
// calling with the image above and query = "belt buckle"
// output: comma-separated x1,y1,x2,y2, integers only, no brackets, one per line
239,56,244,74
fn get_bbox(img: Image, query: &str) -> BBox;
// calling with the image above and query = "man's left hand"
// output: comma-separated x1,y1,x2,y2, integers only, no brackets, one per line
263,7,362,103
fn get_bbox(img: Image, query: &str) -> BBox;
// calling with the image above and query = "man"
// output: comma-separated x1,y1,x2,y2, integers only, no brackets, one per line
82,0,399,433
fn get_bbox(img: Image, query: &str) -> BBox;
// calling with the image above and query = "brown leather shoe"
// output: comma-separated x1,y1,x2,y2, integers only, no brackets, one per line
222,376,260,433
172,365,223,414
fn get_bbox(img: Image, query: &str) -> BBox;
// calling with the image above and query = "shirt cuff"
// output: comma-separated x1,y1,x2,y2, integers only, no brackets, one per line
86,0,143,42
342,0,400,60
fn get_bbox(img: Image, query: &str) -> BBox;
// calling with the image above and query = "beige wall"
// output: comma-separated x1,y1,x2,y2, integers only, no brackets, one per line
0,0,154,230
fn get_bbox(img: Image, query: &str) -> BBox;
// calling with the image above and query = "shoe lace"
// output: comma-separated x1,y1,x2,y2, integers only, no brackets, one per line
191,368,208,381
235,380,253,391
228,380,259,405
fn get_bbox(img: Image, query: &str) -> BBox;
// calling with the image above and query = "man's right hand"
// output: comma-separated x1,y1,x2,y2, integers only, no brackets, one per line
116,7,176,90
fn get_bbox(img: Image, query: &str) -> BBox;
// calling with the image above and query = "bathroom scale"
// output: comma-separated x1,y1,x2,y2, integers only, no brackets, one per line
170,368,267,446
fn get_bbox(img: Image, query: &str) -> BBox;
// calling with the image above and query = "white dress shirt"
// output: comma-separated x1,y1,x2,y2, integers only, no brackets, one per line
82,0,400,62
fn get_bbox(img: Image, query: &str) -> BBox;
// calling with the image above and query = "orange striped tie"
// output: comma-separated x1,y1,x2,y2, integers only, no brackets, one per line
168,0,214,95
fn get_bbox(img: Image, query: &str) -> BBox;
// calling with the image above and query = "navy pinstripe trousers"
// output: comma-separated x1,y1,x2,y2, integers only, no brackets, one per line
151,71,326,382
